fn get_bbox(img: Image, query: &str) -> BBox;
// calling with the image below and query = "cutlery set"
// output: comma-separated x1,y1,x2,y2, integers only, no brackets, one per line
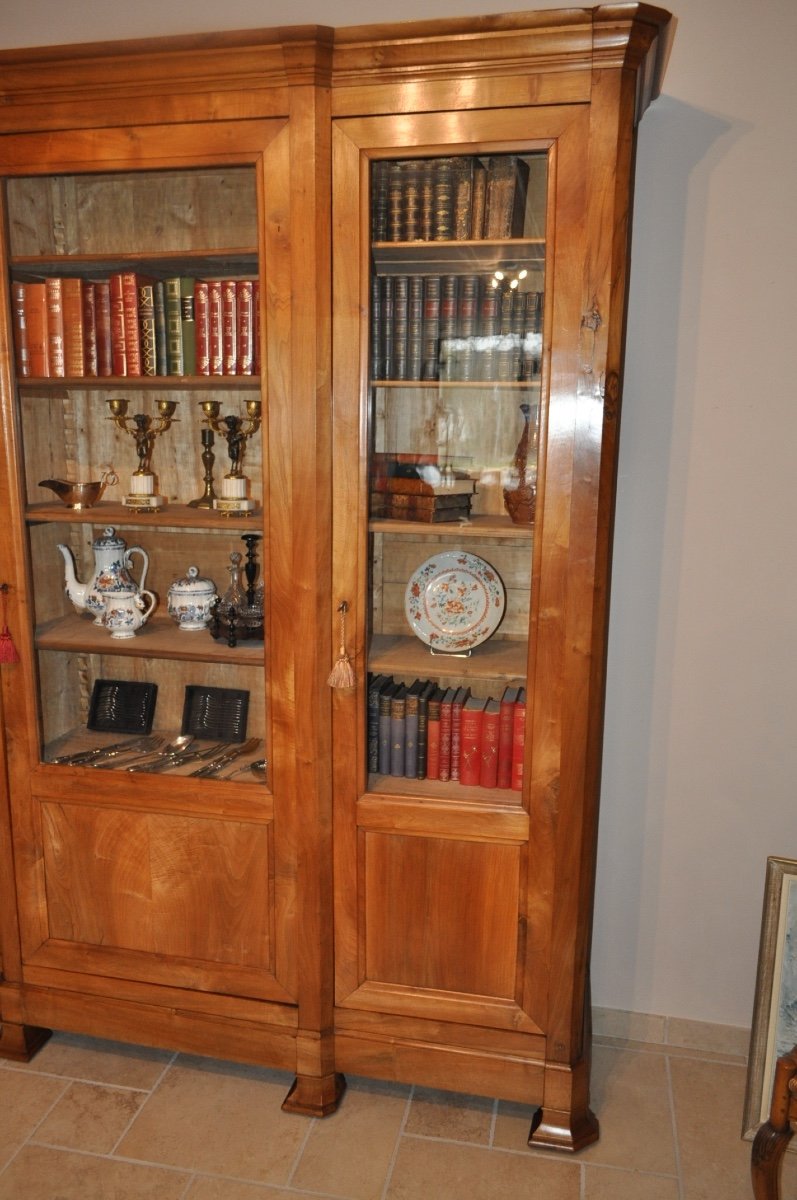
49,734,265,780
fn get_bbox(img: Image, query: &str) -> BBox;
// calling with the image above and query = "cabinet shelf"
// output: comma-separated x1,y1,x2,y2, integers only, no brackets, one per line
369,633,526,683
372,238,545,275
369,514,532,539
366,773,522,809
371,379,540,390
26,502,263,532
36,611,264,666
11,248,259,279
18,376,260,393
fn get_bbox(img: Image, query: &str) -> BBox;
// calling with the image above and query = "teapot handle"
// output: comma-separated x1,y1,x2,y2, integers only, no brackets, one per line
126,546,150,591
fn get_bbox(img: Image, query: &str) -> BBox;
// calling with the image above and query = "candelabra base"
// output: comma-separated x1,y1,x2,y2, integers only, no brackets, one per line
123,494,166,512
213,497,256,516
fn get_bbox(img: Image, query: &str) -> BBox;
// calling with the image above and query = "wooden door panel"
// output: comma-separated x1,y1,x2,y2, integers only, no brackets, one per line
38,801,273,971
363,831,520,1000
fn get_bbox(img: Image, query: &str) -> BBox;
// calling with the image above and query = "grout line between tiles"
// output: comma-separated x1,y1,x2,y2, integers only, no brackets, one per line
107,1048,179,1155
0,1075,72,1181
379,1083,414,1200
664,1050,686,1200
285,1111,318,1188
488,1096,498,1148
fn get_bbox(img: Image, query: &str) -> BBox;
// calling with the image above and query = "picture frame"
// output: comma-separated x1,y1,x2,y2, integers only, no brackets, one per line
743,856,797,1142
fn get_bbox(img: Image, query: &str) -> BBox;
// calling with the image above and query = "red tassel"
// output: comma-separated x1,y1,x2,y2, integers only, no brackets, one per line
0,585,20,664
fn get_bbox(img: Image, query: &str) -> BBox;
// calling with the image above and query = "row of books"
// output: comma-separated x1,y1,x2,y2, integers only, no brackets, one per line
371,273,543,383
371,154,530,244
11,274,260,380
369,674,526,791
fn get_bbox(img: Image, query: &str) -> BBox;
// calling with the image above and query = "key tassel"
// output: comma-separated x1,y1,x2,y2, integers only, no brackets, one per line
327,601,356,689
0,584,20,665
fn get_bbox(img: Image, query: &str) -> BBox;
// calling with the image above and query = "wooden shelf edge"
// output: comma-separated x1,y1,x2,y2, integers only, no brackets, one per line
18,375,261,391
26,502,264,531
369,633,527,682
35,612,265,666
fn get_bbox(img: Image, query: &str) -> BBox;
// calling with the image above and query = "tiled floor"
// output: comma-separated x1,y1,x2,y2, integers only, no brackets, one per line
1,1025,795,1199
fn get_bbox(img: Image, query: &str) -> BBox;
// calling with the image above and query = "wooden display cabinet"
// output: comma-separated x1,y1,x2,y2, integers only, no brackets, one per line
0,5,673,1148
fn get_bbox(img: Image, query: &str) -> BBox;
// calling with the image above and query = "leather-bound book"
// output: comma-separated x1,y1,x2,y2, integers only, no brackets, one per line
378,682,399,775
392,275,409,381
449,685,471,782
367,674,392,773
194,280,210,375
25,283,49,377
82,281,98,377
403,679,424,778
497,685,519,789
451,157,474,241
459,694,486,787
389,684,408,777
164,277,183,375
511,687,527,791
208,279,223,375
421,275,441,380
61,277,85,377
483,155,530,239
437,686,457,782
45,276,66,377
236,279,255,375
136,279,157,377
371,160,389,242
11,281,29,377
180,276,197,375
425,686,445,780
470,160,487,239
94,279,113,376
415,680,436,780
479,698,501,788
406,275,424,381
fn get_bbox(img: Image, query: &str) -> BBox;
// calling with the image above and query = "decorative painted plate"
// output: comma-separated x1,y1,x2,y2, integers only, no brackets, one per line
404,551,506,653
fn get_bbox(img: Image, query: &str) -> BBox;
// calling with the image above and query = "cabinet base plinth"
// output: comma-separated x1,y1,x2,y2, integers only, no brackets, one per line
282,1072,346,1117
528,1105,599,1152
0,1021,52,1062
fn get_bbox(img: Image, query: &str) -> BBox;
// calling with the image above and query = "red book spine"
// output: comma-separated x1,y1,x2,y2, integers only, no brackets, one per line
449,687,471,782
496,687,517,789
221,279,238,374
253,279,261,374
26,283,49,376
62,277,85,377
82,281,98,377
45,277,65,377
459,697,485,787
109,273,127,376
511,689,527,791
208,279,223,375
120,272,143,375
95,280,113,376
11,282,30,378
236,279,254,374
426,716,441,780
479,699,500,788
438,688,455,783
194,280,210,375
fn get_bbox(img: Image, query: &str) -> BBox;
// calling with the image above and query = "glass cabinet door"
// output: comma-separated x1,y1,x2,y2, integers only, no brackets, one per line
366,151,547,800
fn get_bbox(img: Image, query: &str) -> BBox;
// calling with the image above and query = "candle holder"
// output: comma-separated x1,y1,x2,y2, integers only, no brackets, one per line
199,399,261,515
187,427,218,509
107,397,178,511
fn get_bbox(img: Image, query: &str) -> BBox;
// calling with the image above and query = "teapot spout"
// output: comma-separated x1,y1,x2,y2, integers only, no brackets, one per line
57,543,88,611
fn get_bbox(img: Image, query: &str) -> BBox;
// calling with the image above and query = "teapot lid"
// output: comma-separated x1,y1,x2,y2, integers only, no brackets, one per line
92,526,125,549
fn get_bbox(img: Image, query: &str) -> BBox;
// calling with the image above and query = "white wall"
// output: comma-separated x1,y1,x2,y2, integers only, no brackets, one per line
3,0,795,1029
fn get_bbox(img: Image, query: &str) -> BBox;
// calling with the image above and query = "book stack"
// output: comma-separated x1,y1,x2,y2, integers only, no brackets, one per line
369,674,525,791
371,154,528,243
11,274,260,380
371,271,544,383
370,456,476,524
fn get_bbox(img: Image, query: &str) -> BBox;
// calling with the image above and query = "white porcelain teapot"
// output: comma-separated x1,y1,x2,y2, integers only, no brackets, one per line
58,527,150,625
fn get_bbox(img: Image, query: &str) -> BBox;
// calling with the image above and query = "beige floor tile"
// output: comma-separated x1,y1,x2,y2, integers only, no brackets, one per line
33,1080,146,1154
386,1138,580,1199
593,1007,667,1045
405,1087,494,1144
669,1055,751,1199
0,1144,189,1200
0,1069,69,1169
492,1098,539,1153
116,1055,307,1185
577,1045,677,1173
667,1017,750,1059
584,1164,680,1199
291,1076,409,1200
16,1031,173,1089
186,1181,331,1199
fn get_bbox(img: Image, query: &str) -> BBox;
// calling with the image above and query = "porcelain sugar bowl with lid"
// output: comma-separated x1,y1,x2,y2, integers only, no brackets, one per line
167,566,218,632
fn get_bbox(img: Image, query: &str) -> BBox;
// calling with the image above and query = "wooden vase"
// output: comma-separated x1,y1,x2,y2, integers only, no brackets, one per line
503,402,536,525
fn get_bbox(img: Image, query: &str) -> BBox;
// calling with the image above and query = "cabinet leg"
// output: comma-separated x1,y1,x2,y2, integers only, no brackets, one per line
282,1072,346,1117
528,1102,599,1151
0,1021,52,1062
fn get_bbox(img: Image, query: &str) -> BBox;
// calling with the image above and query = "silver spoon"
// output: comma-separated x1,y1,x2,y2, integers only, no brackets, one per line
223,757,267,781
124,734,195,772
